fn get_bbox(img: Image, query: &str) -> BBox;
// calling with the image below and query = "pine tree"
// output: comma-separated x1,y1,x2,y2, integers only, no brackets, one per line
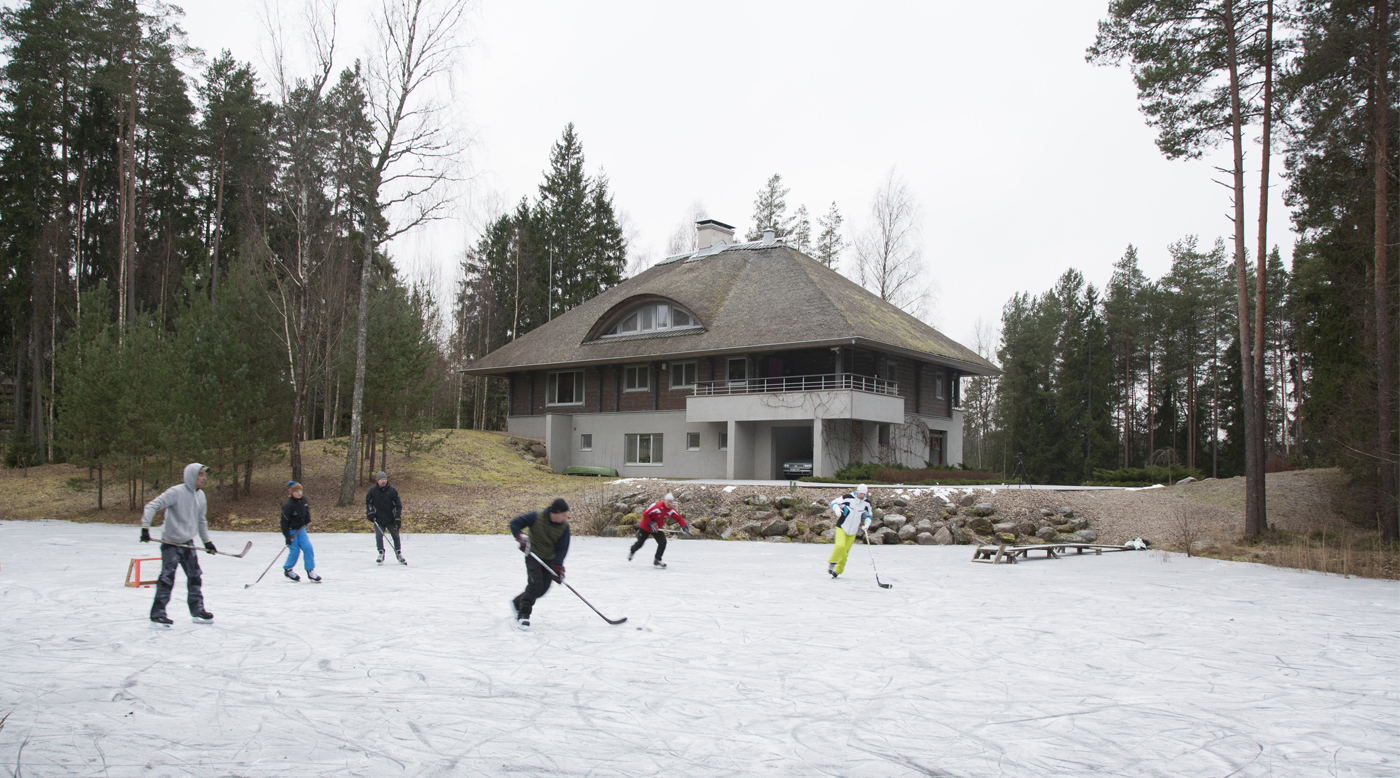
745,174,793,241
813,202,846,268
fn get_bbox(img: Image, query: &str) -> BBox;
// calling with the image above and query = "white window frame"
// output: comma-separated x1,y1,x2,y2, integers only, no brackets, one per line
624,364,650,392
579,433,593,451
718,432,728,451
624,433,663,465
670,361,697,390
726,357,748,387
547,370,584,406
602,303,702,338
686,432,700,451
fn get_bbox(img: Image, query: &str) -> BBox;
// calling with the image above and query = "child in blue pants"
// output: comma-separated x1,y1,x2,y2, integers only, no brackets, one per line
281,481,321,582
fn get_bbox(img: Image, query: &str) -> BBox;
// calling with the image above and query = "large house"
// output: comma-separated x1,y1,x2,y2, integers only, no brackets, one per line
463,220,1000,480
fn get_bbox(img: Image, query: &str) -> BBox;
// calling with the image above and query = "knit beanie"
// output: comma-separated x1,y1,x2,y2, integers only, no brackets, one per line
548,497,570,515
375,471,388,481
287,480,302,493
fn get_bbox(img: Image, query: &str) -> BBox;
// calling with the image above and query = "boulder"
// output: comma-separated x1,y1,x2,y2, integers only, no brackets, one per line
872,507,886,520
753,511,776,522
1079,529,1099,543
676,490,695,503
898,524,918,542
949,525,968,544
777,496,805,509
529,444,547,458
761,519,791,537
788,520,808,538
1039,507,1056,518
598,527,617,538
883,514,908,530
691,517,711,533
992,521,1018,535
933,527,954,545
764,536,790,543
1071,518,1090,531
916,532,936,545
966,503,997,518
996,532,1017,544
1053,534,1082,544
740,521,764,536
891,497,909,508
1056,506,1074,518
1035,526,1056,541
814,520,834,534
745,494,769,506
873,527,898,545
968,516,995,535
957,494,976,507
1016,521,1037,537
1177,476,1198,484
915,519,935,534
1056,523,1077,534
717,508,732,518
621,513,641,527
820,528,836,541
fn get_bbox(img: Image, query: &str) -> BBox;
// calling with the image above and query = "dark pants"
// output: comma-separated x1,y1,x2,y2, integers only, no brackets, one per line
630,528,667,561
373,520,401,553
511,556,555,619
151,544,204,618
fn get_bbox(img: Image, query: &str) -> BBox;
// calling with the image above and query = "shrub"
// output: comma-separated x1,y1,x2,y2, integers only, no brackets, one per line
1091,466,1203,484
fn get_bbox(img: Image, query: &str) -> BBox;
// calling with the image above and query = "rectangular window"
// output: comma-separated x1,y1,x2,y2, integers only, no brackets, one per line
656,305,669,328
885,360,899,382
547,370,583,406
624,364,649,392
718,432,728,451
580,433,593,451
935,370,945,400
686,432,700,450
640,306,655,330
670,361,697,389
878,423,891,446
625,433,663,465
727,357,747,385
929,431,946,466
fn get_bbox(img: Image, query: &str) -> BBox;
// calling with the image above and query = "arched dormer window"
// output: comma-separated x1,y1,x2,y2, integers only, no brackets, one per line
599,300,701,338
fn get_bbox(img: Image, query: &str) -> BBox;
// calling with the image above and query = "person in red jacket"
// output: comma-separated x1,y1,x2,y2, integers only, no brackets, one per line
629,492,691,569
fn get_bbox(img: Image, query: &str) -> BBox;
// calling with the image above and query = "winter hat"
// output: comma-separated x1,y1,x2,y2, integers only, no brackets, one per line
663,492,675,503
287,480,302,493
855,484,869,497
547,497,570,515
376,471,388,481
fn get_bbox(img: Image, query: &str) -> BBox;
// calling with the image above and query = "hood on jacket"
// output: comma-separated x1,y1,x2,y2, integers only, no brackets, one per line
184,462,207,492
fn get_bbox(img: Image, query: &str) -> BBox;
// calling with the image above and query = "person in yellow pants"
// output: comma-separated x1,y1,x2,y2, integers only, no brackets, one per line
827,484,872,578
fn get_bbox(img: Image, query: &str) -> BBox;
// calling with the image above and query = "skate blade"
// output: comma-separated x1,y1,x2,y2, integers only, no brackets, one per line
149,622,172,630
192,618,213,625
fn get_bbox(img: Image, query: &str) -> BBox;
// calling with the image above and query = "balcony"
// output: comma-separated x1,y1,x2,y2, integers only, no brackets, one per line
692,372,897,397
687,372,904,424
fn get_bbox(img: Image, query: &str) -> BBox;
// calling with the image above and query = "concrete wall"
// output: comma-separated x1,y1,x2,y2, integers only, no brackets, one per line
507,415,545,440
688,389,904,424
542,410,729,479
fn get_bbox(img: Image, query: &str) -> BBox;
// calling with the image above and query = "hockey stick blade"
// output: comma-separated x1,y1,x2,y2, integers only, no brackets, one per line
158,540,252,558
528,551,627,625
245,546,288,588
865,535,893,589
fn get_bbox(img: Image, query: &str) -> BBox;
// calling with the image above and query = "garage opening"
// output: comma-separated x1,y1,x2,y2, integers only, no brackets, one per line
772,424,814,480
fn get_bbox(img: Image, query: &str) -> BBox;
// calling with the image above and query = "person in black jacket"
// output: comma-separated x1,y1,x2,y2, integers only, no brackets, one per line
280,481,321,582
365,471,405,565
507,498,570,630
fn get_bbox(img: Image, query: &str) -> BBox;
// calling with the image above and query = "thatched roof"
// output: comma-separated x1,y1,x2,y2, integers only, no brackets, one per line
463,241,1000,376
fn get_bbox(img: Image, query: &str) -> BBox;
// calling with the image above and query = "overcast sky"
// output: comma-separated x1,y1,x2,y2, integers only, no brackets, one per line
181,0,1294,355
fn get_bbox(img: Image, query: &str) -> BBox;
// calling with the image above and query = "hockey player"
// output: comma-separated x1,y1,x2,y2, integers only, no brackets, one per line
827,484,873,578
280,481,321,582
629,492,691,568
140,462,217,627
365,471,405,565
508,498,571,630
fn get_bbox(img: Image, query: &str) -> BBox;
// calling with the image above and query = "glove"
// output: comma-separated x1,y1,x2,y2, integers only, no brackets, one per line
204,541,217,555
682,525,693,536
550,564,565,582
140,528,150,543
284,535,292,546
515,534,529,553
394,520,402,532
861,519,872,534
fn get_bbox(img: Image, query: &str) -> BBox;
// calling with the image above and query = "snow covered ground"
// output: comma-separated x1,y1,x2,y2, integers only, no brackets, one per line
1,520,1397,778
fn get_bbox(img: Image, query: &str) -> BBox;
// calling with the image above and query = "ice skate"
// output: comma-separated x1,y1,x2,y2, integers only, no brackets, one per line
191,611,214,624
306,569,322,583
516,617,530,631
377,551,385,565
828,563,838,579
396,552,407,565
653,560,667,569
284,568,300,582
150,614,173,629
628,549,635,561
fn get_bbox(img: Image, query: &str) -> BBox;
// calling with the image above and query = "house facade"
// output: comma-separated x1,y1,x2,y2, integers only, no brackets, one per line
463,220,1000,480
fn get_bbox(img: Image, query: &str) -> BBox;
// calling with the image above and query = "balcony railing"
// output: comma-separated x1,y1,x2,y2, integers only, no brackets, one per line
692,372,898,397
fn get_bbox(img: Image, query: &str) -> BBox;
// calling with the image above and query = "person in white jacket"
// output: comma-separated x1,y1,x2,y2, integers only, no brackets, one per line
140,463,216,627
827,484,873,578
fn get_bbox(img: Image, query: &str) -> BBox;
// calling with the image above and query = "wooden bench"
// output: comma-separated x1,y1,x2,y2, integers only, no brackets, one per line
971,543,1131,564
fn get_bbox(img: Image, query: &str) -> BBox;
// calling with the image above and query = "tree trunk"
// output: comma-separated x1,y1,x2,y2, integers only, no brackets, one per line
338,214,373,505
1226,0,1264,537
209,133,226,301
1374,0,1396,544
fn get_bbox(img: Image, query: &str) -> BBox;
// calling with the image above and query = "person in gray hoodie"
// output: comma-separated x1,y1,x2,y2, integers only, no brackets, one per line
140,462,217,627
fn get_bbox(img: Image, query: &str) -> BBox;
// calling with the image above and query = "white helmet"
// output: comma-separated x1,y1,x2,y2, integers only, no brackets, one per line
855,484,868,498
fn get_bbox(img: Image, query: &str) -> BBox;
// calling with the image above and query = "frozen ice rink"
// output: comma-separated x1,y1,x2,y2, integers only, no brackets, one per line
1,520,1397,777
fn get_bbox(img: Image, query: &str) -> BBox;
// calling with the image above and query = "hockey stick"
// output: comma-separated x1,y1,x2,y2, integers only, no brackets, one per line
527,550,627,625
244,546,288,588
158,539,252,558
864,534,893,589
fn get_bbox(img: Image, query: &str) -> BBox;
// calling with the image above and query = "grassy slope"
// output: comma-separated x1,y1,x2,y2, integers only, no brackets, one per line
0,431,592,535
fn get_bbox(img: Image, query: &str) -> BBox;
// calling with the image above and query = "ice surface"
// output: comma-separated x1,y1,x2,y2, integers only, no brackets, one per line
1,520,1397,777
